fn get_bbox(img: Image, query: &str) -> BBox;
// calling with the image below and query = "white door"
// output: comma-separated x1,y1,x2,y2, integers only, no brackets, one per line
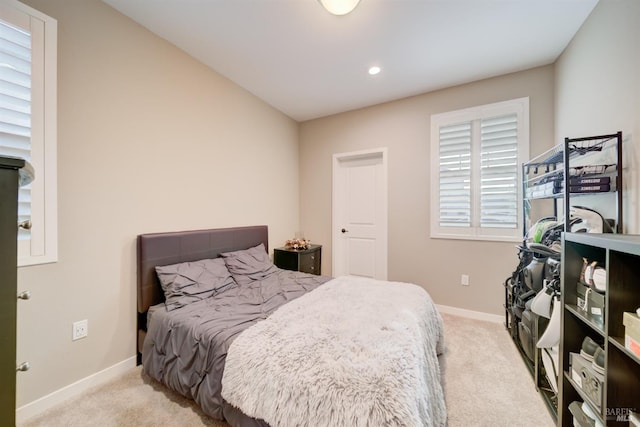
332,148,387,280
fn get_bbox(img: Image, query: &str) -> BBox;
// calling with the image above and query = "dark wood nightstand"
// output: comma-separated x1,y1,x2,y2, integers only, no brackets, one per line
274,244,321,275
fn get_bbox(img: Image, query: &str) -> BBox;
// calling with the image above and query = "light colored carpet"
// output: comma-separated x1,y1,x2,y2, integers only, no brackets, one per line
19,313,554,427
440,314,554,427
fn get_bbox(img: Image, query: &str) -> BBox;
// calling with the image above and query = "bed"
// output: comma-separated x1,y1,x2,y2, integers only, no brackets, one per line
137,226,446,427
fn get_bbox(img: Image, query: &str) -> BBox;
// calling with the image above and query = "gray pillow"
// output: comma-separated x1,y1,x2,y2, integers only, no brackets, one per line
220,243,278,285
155,257,236,311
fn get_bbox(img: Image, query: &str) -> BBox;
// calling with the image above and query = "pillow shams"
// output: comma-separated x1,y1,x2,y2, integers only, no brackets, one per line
155,257,236,311
220,243,278,285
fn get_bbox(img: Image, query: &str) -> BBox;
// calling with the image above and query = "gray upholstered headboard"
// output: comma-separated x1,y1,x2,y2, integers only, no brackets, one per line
136,225,269,363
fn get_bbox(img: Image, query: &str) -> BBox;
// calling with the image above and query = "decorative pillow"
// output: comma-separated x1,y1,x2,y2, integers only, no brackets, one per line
155,257,236,311
220,243,278,285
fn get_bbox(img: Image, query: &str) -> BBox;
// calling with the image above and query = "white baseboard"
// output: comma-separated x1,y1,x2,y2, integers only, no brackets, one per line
436,304,503,324
16,356,137,423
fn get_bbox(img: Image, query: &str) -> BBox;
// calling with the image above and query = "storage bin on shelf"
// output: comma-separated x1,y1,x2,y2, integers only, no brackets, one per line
576,282,605,327
623,312,640,358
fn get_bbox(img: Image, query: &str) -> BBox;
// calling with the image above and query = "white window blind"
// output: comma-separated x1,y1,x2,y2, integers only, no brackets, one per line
430,98,528,242
438,122,471,227
0,0,57,266
0,17,32,242
480,114,518,229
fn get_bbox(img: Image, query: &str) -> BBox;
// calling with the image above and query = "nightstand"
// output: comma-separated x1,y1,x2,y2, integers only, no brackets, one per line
274,244,321,275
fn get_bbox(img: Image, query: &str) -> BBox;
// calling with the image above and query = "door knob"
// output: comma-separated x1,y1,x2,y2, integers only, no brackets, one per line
18,219,32,230
17,290,31,300
341,228,349,233
16,362,30,372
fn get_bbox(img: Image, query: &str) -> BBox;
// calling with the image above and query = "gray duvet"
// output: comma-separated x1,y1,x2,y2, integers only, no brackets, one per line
142,268,331,424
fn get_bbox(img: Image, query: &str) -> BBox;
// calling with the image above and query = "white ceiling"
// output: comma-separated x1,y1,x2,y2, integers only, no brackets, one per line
102,0,598,122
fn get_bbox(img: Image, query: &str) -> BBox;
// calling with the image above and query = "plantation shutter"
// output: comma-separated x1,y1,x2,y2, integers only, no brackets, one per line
480,114,518,228
0,18,31,240
438,122,472,227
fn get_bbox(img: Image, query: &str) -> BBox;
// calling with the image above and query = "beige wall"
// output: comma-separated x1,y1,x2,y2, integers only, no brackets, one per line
299,66,555,315
16,0,300,406
555,0,640,234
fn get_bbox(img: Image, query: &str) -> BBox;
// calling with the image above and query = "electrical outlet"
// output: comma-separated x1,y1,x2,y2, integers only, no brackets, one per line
461,274,470,286
72,319,88,341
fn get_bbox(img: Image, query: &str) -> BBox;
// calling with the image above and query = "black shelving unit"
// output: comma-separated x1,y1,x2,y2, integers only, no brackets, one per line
505,131,623,424
522,131,623,237
558,233,640,426
563,132,623,234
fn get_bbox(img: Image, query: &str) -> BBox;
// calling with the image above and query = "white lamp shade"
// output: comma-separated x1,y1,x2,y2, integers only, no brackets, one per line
319,0,361,15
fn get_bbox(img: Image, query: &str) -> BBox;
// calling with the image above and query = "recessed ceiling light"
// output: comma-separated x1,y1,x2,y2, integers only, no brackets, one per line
368,66,381,76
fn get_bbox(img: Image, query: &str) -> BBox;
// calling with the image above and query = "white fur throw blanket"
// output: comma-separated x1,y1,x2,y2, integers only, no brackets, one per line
221,276,446,427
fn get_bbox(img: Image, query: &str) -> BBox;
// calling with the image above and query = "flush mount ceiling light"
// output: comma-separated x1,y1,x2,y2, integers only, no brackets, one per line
368,66,381,75
318,0,361,16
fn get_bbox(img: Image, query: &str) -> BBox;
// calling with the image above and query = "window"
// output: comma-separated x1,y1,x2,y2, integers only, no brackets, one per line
0,0,57,266
430,98,529,242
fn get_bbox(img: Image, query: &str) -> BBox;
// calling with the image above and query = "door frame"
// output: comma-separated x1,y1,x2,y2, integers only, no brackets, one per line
332,147,388,279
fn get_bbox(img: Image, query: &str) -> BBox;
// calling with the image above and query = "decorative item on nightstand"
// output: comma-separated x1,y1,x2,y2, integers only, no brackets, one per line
284,238,310,250
284,231,310,250
274,244,322,275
